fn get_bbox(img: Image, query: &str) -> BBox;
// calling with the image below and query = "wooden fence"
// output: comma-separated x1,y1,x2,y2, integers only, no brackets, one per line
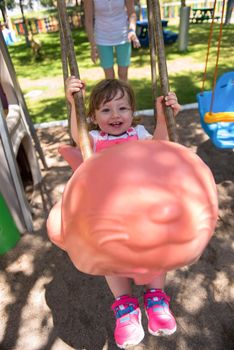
13,11,84,36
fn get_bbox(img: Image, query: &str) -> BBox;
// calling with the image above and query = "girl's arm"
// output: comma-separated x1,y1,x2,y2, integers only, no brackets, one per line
84,0,98,63
153,93,181,140
125,0,141,48
66,76,93,147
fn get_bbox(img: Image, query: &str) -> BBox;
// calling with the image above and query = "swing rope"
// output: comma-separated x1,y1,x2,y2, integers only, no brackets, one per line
57,10,73,145
148,0,179,143
201,0,218,95
57,0,93,160
146,0,158,118
201,0,234,123
209,0,226,114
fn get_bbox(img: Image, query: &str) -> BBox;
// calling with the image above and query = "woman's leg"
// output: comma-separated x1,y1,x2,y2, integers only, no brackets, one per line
116,42,131,81
97,45,115,78
105,275,132,298
117,66,128,81
103,67,115,79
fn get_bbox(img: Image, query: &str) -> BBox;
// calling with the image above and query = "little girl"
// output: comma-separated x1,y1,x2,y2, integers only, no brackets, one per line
66,76,181,349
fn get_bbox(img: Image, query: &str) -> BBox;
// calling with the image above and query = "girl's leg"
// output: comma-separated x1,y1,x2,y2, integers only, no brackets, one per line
106,275,145,348
145,272,166,290
105,275,132,298
97,45,115,78
144,272,177,336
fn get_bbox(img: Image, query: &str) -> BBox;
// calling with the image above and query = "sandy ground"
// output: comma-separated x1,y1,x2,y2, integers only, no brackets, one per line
0,108,234,350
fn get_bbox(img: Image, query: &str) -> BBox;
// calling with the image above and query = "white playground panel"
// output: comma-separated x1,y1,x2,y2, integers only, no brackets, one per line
0,34,45,233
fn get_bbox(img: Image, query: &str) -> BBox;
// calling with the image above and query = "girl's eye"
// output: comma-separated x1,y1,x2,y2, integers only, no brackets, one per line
101,108,110,113
119,106,131,113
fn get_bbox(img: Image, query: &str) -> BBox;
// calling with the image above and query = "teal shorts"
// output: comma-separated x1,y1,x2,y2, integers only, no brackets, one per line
97,42,131,69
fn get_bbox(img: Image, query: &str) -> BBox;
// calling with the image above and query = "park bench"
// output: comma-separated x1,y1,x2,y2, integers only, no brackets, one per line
190,8,220,23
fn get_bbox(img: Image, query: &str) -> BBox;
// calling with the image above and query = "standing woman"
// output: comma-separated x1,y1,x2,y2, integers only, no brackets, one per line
84,0,140,81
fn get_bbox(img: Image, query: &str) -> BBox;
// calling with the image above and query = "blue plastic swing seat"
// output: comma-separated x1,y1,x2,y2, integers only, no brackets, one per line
197,71,234,149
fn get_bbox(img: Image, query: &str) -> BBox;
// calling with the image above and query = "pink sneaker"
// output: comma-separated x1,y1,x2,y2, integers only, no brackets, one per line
111,295,145,349
144,289,177,336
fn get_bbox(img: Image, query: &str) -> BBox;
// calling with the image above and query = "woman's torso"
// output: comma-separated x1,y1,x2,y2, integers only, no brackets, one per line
93,0,129,45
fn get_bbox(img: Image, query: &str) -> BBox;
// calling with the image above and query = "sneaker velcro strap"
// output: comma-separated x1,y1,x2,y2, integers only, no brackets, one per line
112,295,139,310
144,289,170,308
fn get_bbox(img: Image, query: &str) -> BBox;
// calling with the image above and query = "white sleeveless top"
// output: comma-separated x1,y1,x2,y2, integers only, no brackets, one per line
93,0,129,45
90,125,152,144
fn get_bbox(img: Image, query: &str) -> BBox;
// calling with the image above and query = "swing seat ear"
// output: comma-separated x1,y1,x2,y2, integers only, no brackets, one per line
58,144,83,171
46,199,66,250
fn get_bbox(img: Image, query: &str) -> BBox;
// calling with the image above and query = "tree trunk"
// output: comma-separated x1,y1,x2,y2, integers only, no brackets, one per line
0,5,7,24
19,0,30,46
178,6,190,52
225,0,234,25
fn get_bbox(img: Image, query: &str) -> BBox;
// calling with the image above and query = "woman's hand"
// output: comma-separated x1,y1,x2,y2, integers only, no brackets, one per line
156,92,181,121
65,76,86,104
128,30,141,48
91,44,99,63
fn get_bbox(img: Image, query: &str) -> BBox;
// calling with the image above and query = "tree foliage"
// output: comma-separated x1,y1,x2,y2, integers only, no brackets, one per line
0,0,15,11
40,0,55,7
0,0,15,24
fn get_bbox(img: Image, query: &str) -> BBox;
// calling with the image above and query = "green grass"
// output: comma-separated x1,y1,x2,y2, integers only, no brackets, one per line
7,23,234,123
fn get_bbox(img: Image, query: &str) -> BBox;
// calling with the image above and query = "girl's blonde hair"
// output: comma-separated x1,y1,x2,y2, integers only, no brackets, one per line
87,79,136,118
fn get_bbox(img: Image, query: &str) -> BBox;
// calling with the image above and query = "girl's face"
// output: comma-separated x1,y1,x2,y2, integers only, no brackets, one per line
92,90,133,135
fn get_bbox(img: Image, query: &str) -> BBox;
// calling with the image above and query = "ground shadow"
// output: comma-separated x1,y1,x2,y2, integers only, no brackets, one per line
44,252,117,350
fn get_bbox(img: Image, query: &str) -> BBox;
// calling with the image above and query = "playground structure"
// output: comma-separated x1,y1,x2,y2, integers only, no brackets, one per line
0,31,46,234
0,25,18,46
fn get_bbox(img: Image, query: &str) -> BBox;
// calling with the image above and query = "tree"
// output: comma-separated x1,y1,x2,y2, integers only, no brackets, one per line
0,0,7,24
18,0,31,46
40,0,55,7
178,0,190,51
0,0,15,27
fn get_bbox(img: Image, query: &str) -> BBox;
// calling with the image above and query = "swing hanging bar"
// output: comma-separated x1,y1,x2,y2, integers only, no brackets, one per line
57,0,93,160
146,0,158,112
57,11,73,144
150,0,179,143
